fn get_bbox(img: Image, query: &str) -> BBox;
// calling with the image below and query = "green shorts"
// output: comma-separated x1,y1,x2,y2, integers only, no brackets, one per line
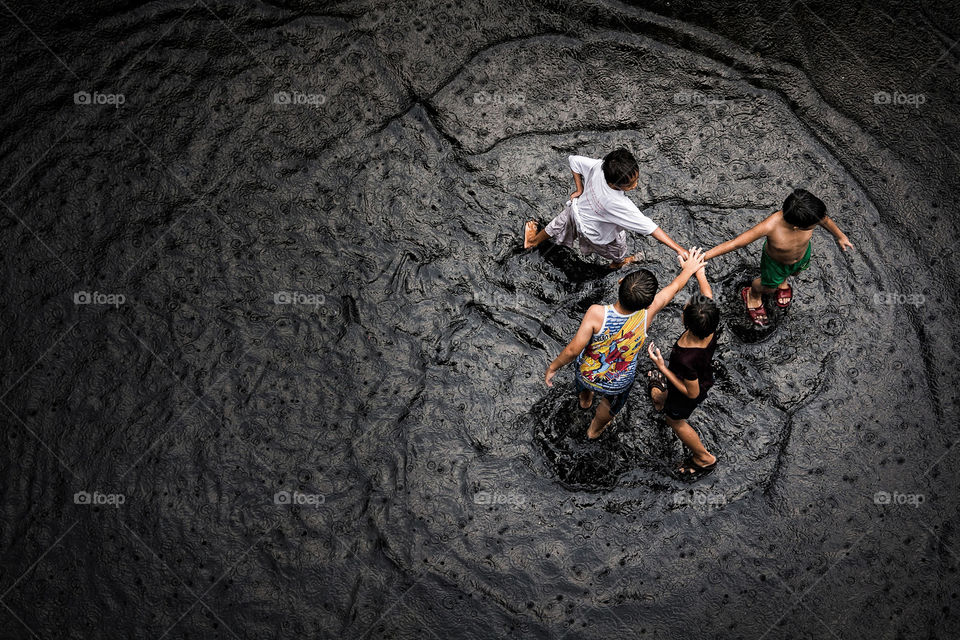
760,241,811,288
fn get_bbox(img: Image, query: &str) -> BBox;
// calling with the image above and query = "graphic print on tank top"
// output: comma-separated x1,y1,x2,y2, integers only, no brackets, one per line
577,306,647,393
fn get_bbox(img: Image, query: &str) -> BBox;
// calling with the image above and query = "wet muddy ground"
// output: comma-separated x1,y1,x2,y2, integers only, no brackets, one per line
1,0,958,638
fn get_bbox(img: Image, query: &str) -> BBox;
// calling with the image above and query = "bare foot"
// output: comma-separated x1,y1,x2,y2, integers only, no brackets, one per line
697,452,717,467
578,389,593,409
608,254,639,269
746,286,763,309
586,412,613,439
524,221,539,249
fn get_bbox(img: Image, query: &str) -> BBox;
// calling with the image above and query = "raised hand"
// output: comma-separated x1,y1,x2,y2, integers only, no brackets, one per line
678,246,706,274
545,365,557,387
647,341,666,369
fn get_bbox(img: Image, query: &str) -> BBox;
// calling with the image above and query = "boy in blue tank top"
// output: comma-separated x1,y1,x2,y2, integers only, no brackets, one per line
545,248,706,438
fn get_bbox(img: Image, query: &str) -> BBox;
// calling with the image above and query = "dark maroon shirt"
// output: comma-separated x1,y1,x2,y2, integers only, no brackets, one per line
666,332,718,403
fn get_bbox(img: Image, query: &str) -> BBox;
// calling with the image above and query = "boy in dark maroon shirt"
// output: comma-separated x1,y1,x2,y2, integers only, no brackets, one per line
646,260,720,480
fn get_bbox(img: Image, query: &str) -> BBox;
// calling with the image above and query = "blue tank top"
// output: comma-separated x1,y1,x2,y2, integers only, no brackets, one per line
575,305,647,393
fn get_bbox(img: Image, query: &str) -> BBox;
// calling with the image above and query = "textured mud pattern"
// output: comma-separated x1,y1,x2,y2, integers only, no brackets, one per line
1,0,958,638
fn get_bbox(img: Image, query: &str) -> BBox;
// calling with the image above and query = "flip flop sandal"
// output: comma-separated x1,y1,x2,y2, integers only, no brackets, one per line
647,369,667,410
775,283,793,308
741,286,768,326
523,220,540,249
674,455,718,482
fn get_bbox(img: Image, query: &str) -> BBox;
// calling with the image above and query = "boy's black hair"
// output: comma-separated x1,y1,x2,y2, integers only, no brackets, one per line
683,295,720,339
618,269,658,313
602,148,639,189
782,188,826,228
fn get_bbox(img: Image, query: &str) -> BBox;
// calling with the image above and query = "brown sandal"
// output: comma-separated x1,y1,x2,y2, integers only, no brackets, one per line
775,283,793,308
741,287,768,326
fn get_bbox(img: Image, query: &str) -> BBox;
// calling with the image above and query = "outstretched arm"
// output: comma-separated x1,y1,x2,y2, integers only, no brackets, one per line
703,212,777,260
694,264,713,299
651,227,689,259
818,215,853,251
545,305,603,386
645,247,706,327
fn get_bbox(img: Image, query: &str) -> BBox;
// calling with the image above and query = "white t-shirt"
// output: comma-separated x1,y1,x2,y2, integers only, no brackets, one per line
568,155,658,244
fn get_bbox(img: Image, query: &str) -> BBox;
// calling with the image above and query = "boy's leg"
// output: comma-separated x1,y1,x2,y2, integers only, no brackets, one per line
665,416,716,468
526,202,579,251
751,248,787,308
595,231,638,269
586,398,614,439
575,377,594,409
579,389,593,409
747,277,776,308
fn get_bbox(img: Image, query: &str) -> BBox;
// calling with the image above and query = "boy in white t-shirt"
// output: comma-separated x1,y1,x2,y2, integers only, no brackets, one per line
524,149,688,268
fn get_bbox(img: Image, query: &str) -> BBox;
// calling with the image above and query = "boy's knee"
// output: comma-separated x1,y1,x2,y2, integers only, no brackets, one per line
665,416,685,430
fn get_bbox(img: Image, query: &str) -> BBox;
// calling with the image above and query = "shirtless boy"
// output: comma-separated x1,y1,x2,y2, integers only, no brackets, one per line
703,189,853,325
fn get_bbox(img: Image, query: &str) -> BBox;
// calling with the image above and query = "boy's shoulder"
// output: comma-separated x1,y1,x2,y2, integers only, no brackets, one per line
569,154,602,165
581,303,607,331
761,210,785,233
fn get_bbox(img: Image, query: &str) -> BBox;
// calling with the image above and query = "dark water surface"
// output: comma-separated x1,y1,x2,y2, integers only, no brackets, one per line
1,0,959,638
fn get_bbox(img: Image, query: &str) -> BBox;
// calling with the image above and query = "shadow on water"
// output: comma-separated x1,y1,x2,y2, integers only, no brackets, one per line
714,267,785,343
533,241,619,284
529,385,679,492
